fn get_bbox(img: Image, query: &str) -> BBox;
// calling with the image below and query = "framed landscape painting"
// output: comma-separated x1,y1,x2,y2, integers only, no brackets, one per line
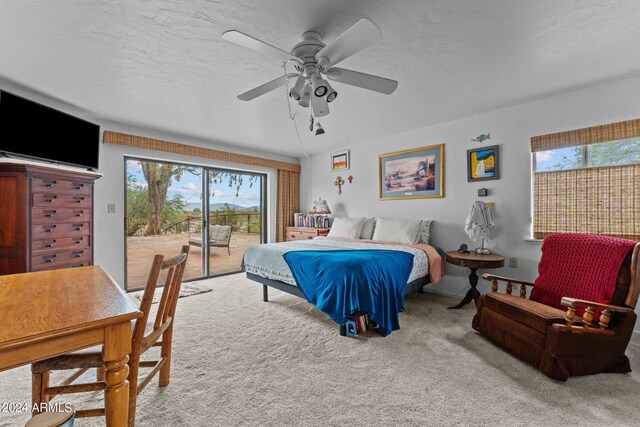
331,150,350,172
378,144,444,200
467,145,500,182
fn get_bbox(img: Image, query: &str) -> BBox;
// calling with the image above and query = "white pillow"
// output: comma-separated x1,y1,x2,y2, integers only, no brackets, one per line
418,219,433,244
372,218,422,244
328,217,366,239
360,217,377,240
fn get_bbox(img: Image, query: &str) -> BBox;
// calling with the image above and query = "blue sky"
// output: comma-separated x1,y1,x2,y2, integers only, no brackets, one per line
126,160,261,208
535,147,579,171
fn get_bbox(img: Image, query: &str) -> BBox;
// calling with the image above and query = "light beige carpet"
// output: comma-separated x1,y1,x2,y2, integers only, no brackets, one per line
1,273,639,426
132,282,213,304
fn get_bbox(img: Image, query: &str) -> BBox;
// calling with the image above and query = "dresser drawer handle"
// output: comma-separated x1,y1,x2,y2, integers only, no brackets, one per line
75,253,83,258
44,181,56,188
74,197,84,203
75,211,84,217
43,255,56,263
45,198,54,203
45,243,55,248
73,184,84,190
45,227,56,233
74,239,83,244
44,211,56,217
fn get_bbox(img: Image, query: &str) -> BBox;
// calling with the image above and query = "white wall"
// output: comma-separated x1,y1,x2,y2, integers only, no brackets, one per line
300,75,640,330
93,122,298,288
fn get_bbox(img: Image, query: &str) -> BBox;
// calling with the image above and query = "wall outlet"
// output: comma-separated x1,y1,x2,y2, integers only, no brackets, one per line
509,257,518,268
107,203,116,214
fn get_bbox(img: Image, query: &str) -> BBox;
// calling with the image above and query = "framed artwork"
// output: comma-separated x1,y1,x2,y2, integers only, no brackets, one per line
378,144,444,200
467,145,500,182
331,150,350,172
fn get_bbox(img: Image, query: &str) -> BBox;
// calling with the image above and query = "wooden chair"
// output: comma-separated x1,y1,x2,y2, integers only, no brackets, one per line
31,245,190,426
472,234,639,381
26,406,75,427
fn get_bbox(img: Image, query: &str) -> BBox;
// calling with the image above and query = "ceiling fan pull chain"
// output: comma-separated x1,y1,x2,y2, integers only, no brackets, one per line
283,62,310,158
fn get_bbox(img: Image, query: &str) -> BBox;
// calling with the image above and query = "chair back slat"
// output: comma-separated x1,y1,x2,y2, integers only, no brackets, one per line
132,246,190,358
154,266,174,330
131,254,165,353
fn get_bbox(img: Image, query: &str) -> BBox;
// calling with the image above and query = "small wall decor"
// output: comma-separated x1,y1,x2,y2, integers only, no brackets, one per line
331,150,350,172
472,133,491,143
334,176,345,194
347,175,353,183
477,188,488,197
467,145,500,182
378,144,444,200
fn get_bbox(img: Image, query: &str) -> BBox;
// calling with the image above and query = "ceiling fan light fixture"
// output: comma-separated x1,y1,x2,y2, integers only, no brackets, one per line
311,93,329,117
311,74,328,97
288,75,306,100
324,81,338,102
298,83,312,107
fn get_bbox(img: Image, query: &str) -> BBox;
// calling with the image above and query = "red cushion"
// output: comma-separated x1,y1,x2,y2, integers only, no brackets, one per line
530,234,635,317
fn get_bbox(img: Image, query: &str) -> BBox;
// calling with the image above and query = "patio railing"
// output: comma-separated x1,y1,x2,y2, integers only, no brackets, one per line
161,213,261,235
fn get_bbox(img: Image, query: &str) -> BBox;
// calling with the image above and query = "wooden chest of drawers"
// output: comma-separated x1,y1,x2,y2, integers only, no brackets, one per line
0,162,100,275
285,227,330,242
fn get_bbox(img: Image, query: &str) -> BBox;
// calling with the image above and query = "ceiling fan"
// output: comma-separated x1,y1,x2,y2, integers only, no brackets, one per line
221,18,398,118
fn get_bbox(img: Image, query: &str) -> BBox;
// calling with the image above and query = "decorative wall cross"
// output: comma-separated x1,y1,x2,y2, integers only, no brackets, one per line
334,176,345,195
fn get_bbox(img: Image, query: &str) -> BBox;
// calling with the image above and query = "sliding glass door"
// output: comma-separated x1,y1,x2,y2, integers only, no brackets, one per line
207,169,264,276
125,158,265,290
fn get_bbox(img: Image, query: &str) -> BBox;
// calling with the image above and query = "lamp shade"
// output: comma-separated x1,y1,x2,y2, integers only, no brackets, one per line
310,197,331,214
464,201,495,242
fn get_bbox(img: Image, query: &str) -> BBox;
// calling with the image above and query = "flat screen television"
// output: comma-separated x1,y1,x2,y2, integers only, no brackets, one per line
0,90,100,169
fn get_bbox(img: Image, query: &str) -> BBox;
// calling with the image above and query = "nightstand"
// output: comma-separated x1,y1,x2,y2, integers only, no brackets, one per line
445,250,505,309
285,227,330,242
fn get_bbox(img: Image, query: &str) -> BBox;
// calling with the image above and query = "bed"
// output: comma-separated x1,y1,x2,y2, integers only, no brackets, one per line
243,236,445,336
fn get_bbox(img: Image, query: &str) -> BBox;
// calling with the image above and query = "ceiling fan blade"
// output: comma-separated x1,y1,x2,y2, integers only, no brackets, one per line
325,68,398,95
237,73,298,101
315,18,383,68
222,30,298,63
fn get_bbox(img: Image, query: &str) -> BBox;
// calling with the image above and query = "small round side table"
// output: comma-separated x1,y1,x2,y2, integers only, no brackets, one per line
445,250,505,309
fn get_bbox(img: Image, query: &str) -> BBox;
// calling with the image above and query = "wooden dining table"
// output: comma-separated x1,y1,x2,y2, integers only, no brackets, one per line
0,266,142,426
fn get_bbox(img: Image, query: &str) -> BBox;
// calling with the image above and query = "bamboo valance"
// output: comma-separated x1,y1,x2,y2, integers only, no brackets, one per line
103,131,301,173
531,118,640,152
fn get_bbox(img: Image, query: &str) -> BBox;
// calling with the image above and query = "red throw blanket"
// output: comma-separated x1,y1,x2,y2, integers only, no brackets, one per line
530,234,636,318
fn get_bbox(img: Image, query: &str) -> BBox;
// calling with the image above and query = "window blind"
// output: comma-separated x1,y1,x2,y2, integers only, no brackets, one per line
532,119,640,241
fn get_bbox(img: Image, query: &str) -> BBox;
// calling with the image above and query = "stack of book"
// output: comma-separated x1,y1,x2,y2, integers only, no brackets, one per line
345,313,372,336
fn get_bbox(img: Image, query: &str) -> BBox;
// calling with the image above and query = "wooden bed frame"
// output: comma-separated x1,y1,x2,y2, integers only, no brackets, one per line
246,272,432,336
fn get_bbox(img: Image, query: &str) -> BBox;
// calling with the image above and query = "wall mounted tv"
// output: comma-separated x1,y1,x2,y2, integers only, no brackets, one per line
0,90,100,170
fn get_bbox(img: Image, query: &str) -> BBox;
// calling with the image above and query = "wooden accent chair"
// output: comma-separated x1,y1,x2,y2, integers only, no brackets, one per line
31,245,190,425
472,234,639,381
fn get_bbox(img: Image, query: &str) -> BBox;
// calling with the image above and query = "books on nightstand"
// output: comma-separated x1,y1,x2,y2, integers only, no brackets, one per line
294,212,331,228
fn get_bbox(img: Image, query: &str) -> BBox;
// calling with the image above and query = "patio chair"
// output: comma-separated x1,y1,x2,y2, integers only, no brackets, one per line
188,224,232,255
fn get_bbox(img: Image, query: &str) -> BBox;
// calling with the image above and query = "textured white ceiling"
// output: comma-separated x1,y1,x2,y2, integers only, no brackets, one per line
1,1,640,157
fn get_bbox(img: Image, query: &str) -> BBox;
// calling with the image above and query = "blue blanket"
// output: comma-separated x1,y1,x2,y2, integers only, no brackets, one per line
282,250,414,336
